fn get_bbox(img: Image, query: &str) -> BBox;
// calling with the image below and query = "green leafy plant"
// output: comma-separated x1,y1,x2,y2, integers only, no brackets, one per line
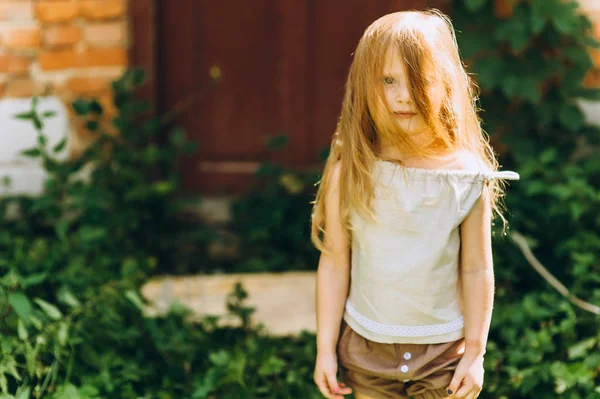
226,136,323,273
452,0,600,397
0,69,212,398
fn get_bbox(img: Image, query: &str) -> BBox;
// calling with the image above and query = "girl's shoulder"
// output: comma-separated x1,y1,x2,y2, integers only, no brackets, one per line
441,150,490,173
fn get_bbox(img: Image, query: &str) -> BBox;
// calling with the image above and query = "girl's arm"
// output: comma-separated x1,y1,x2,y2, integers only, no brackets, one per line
315,162,351,356
459,183,495,357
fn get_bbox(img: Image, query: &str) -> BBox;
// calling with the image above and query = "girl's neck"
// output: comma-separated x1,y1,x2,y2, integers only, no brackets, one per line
378,144,458,169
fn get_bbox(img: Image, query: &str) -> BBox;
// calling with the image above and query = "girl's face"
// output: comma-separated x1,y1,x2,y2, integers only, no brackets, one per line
381,48,438,138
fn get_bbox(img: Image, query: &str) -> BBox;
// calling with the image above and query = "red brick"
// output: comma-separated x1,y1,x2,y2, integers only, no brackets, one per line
39,47,127,70
44,25,81,48
61,76,111,95
35,2,79,23
4,79,42,97
0,1,33,21
1,26,41,49
0,54,31,75
589,48,600,68
584,69,600,88
80,0,125,21
83,21,126,46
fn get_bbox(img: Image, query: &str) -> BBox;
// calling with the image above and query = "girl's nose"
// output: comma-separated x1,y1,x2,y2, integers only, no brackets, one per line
396,86,411,103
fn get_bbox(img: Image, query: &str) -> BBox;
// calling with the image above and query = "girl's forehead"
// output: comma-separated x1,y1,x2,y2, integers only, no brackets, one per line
383,48,407,74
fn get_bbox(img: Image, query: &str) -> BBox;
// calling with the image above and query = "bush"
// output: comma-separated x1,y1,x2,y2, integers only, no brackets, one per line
226,136,322,273
451,1,600,397
0,70,325,398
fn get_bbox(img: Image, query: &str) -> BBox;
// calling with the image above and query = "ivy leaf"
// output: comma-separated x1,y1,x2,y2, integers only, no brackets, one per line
86,120,99,132
89,99,104,115
20,273,48,288
53,138,68,153
562,46,593,70
559,103,584,130
15,386,30,399
57,322,69,346
17,319,28,341
34,298,63,320
125,290,146,311
571,87,600,100
72,99,90,116
13,111,35,121
464,0,487,13
8,293,32,324
552,5,580,34
20,148,41,158
518,76,541,104
209,350,231,367
258,356,286,376
267,135,288,150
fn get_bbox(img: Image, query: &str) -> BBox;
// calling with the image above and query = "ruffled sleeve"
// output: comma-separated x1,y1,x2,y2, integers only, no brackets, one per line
457,170,520,224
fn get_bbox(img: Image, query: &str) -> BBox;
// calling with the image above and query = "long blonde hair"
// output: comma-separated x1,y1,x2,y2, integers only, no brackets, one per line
311,9,509,253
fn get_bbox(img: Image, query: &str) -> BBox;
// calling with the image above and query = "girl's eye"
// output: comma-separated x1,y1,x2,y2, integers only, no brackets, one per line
383,77,395,85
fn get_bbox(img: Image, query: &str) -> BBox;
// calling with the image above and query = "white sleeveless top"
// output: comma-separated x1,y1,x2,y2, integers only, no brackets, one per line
343,160,520,344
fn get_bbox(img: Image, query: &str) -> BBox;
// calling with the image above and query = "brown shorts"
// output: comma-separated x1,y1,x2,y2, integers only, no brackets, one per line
336,319,465,399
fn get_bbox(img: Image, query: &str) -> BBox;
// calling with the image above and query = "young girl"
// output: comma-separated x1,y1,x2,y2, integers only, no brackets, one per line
311,10,519,399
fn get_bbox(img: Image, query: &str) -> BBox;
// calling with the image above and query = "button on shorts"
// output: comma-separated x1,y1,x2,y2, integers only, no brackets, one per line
336,319,466,399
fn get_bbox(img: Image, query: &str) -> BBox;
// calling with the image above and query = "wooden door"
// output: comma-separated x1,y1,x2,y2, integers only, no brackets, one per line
153,0,449,194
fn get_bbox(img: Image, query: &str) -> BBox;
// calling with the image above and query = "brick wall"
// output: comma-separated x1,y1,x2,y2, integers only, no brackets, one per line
0,0,128,158
578,0,600,88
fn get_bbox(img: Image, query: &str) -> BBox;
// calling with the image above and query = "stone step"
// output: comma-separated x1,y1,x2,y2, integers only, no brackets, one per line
141,271,317,336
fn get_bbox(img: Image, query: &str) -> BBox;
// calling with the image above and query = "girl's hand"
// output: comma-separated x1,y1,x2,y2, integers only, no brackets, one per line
313,352,353,398
444,353,484,399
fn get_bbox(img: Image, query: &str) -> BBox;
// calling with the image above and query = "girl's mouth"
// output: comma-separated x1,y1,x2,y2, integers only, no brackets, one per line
394,112,416,119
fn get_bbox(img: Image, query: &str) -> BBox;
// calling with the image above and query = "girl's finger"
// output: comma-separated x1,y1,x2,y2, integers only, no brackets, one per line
325,373,342,397
453,382,474,398
337,381,353,395
315,374,335,398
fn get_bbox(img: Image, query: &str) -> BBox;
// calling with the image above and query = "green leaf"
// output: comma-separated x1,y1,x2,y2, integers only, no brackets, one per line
124,290,146,311
14,111,35,121
57,322,69,346
131,68,146,86
464,0,487,13
20,273,48,288
85,120,99,132
153,181,175,194
20,148,41,158
17,319,28,341
562,46,593,70
15,386,30,399
34,298,63,320
37,134,46,146
209,350,231,367
2,175,11,187
42,111,57,118
89,99,104,115
53,138,68,153
57,287,81,309
8,292,32,324
552,5,580,34
559,103,584,130
79,226,107,243
571,87,600,100
72,99,90,116
32,114,43,130
267,135,288,150
258,356,286,376
170,128,187,146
